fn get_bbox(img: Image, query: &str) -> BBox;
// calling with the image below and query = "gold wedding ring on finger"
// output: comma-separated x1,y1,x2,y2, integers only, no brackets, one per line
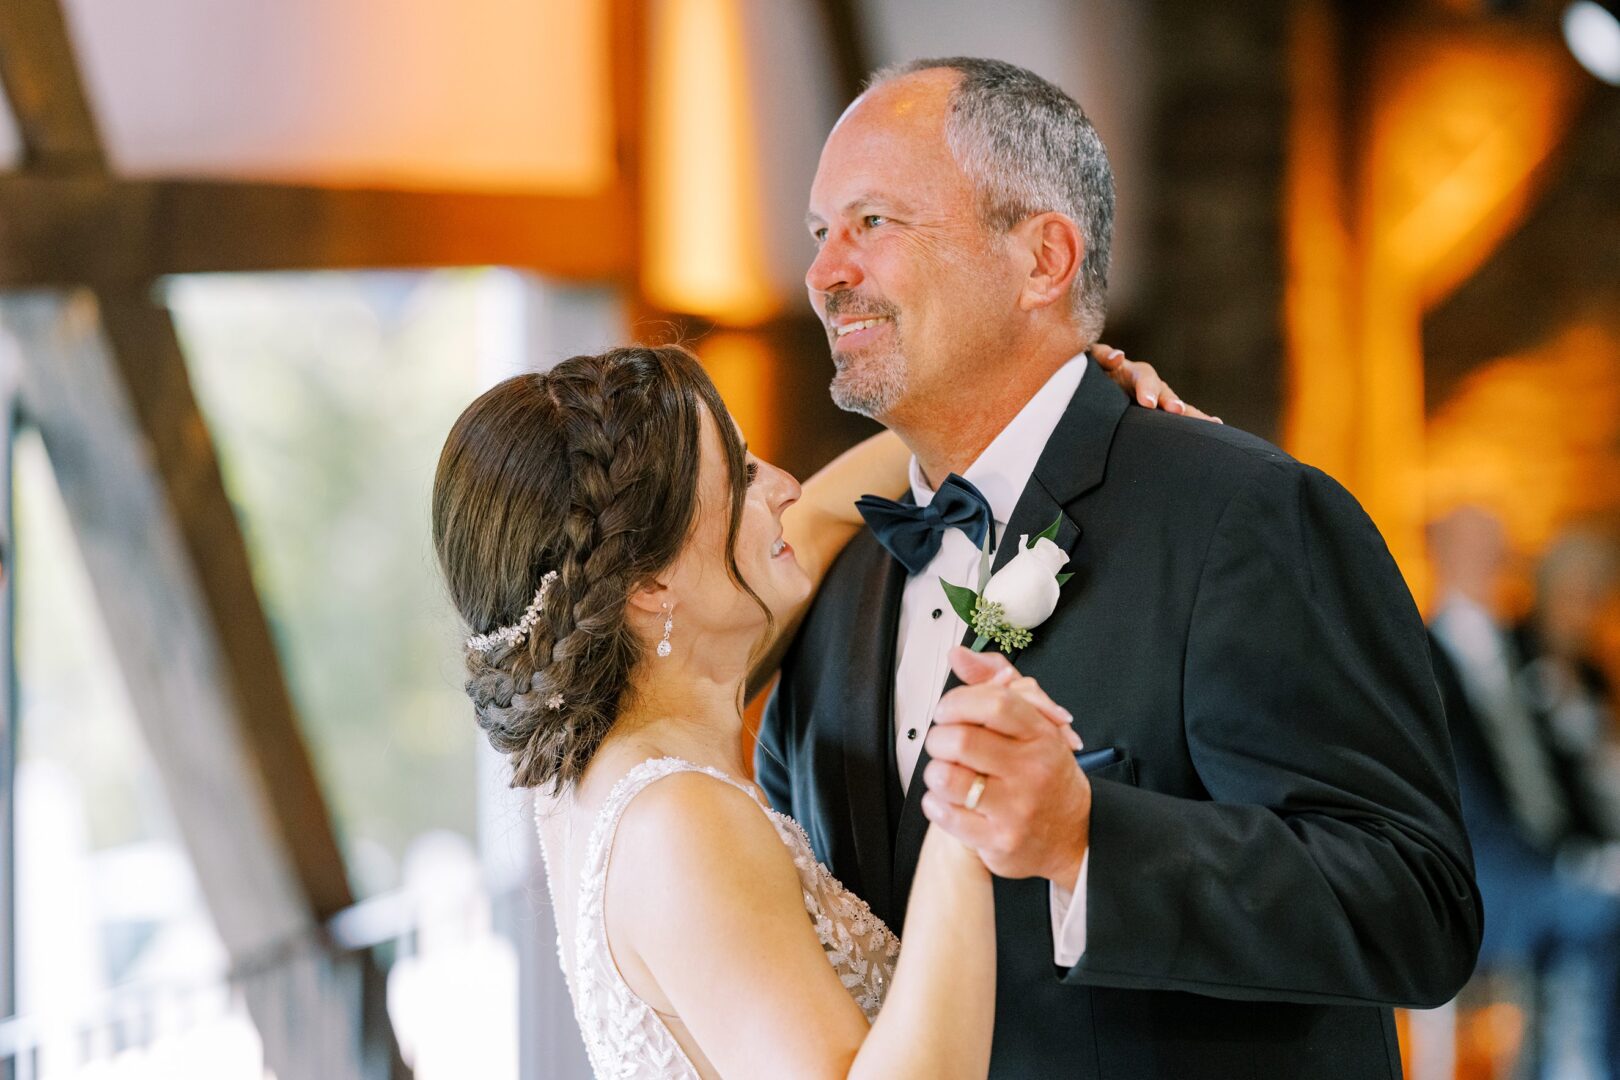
964,773,988,811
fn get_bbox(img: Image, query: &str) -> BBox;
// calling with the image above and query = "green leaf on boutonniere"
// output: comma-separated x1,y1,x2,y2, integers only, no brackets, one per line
1056,572,1074,586
1029,513,1063,547
940,578,980,624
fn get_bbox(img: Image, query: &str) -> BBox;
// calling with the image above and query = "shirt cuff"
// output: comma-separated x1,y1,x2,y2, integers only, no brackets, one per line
1049,850,1090,968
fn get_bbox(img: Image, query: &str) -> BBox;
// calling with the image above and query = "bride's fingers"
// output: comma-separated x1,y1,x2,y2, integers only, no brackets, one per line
1093,346,1165,407
1151,380,1222,423
924,756,986,805
1092,345,1221,422
1122,360,1168,408
921,790,996,847
934,672,1081,749
948,645,1016,686
1007,677,1082,749
1091,342,1125,370
1176,398,1223,423
951,652,1068,719
933,683,1047,740
947,648,1076,740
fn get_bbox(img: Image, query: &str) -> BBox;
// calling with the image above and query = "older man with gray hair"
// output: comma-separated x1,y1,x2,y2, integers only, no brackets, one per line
760,56,1480,1078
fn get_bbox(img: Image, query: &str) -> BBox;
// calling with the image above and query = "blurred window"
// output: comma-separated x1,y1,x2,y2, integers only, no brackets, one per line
0,82,20,170
12,427,263,1075
4,270,604,1078
165,270,490,899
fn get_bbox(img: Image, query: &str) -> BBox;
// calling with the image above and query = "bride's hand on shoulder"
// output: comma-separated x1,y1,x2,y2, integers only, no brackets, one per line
1091,343,1222,423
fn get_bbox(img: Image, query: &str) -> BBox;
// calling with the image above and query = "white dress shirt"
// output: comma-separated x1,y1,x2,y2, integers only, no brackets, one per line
893,354,1091,967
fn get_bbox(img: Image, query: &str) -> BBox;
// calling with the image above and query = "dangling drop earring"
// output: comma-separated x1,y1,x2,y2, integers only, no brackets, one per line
657,604,674,658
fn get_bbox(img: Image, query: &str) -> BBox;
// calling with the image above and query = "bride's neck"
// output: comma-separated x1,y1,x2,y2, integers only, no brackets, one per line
610,660,750,776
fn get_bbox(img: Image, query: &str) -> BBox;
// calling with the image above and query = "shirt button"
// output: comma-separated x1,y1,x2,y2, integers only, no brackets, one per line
906,728,918,740
931,608,943,620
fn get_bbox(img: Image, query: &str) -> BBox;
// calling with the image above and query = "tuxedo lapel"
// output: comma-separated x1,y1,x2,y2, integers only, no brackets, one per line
835,528,908,926
889,358,1129,925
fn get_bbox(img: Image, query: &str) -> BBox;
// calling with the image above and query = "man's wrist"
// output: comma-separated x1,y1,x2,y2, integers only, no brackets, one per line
1046,829,1089,887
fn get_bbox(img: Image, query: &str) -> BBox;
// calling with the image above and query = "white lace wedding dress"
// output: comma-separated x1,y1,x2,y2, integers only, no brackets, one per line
535,756,901,1079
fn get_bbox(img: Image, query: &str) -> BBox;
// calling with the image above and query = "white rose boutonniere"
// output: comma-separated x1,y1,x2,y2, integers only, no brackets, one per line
940,514,1074,653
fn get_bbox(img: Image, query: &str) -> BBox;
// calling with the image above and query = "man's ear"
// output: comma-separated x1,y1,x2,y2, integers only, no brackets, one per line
1013,212,1084,313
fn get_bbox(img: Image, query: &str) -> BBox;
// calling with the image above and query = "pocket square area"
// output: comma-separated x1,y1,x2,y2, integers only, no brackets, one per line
1075,747,1121,773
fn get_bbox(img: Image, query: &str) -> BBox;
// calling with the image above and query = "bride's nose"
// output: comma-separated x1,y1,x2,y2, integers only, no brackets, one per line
769,463,802,513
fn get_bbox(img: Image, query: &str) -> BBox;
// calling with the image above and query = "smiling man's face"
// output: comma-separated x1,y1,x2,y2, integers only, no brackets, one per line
804,70,1025,425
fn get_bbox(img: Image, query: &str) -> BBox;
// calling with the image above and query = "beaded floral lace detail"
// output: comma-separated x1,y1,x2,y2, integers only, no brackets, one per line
538,756,900,1079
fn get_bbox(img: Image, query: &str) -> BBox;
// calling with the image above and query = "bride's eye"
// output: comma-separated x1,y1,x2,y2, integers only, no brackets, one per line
746,461,760,485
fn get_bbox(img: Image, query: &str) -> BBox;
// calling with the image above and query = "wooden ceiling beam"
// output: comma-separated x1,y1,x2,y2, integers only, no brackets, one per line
0,176,636,286
0,0,105,173
91,283,356,922
609,0,648,268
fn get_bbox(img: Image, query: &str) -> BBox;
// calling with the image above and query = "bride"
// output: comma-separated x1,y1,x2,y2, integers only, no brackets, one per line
431,342,1184,1078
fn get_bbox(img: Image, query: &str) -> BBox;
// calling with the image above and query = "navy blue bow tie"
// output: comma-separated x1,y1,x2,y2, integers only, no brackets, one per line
856,473,994,576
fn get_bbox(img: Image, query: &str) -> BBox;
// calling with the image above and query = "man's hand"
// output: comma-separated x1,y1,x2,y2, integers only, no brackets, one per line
920,647,1092,884
1091,342,1222,423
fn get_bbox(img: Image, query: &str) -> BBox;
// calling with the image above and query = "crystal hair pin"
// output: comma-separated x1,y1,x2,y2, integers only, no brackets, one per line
465,570,559,654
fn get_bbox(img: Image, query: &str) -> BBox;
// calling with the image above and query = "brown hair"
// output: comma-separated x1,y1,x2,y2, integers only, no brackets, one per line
431,344,765,790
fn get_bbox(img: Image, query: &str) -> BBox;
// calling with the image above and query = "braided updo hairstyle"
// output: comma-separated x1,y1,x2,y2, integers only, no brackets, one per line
431,345,766,791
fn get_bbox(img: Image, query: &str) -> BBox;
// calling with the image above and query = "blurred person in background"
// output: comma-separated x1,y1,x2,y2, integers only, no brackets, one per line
1428,507,1620,1080
1517,531,1620,868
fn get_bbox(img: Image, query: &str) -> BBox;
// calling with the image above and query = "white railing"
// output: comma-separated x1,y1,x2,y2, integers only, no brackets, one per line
0,881,537,1080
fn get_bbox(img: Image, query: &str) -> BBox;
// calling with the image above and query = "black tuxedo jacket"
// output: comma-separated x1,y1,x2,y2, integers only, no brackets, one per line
759,359,1481,1079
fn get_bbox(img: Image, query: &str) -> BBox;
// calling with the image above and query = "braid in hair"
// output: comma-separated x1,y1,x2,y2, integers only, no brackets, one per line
433,345,746,791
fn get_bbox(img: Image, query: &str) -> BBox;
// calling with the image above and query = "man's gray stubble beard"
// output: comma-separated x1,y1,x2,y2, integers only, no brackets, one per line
829,347,907,419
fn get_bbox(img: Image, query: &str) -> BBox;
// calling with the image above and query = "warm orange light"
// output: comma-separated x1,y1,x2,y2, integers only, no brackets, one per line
1372,39,1584,308
1361,32,1581,602
642,0,778,324
1425,320,1620,560
697,330,776,462
67,0,616,192
1282,11,1585,607
1462,1001,1527,1077
1282,0,1357,481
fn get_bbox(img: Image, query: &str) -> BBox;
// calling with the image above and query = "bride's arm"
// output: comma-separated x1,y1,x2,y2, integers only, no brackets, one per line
612,774,994,1080
746,430,910,699
853,827,996,1080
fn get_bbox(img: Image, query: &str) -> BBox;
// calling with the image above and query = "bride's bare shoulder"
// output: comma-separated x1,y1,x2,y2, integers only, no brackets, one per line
616,769,787,864
608,769,803,921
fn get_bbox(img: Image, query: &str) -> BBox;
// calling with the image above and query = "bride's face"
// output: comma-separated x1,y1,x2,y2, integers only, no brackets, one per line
658,408,811,651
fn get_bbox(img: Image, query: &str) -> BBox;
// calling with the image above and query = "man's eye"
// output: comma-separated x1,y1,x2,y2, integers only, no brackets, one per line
863,215,888,228
811,227,828,245
746,461,760,485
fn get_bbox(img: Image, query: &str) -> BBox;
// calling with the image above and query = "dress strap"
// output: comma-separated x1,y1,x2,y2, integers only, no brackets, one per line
600,756,761,819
